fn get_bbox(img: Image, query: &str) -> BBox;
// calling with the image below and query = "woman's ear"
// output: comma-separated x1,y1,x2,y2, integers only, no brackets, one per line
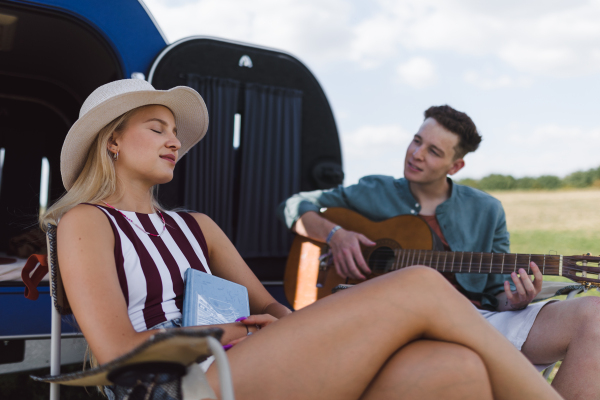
107,134,119,154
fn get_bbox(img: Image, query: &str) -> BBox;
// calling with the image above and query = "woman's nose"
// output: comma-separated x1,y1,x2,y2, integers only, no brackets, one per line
168,134,181,150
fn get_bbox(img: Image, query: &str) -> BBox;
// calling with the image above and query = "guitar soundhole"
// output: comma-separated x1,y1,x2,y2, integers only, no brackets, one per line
368,247,395,273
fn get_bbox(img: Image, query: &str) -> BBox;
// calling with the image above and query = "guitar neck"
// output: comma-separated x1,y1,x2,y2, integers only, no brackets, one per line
392,249,562,275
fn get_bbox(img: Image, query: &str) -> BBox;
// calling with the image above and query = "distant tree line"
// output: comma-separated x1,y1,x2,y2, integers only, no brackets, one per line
458,166,600,191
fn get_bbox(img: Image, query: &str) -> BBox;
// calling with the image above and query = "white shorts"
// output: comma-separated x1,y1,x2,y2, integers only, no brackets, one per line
478,301,555,372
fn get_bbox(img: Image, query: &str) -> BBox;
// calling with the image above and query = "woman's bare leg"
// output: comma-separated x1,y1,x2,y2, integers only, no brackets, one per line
360,340,493,400
206,266,561,400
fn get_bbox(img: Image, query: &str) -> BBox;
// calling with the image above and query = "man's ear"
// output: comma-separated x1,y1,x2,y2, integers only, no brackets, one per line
447,158,465,176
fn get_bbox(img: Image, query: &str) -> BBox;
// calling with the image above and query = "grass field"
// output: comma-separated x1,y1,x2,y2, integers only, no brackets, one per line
490,189,600,381
491,188,600,289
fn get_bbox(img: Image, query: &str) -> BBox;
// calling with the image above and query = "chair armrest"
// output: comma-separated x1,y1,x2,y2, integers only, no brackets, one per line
533,281,584,302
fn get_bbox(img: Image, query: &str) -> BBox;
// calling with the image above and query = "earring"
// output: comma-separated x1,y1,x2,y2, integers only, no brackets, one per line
113,150,119,161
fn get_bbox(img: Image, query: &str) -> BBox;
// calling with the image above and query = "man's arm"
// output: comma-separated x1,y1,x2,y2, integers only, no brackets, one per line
293,211,374,280
277,183,377,280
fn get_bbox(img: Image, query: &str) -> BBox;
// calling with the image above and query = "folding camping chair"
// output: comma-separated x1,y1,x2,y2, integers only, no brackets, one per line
36,223,235,400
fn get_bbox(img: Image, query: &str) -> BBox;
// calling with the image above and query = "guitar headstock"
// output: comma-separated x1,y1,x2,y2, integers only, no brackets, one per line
563,254,600,288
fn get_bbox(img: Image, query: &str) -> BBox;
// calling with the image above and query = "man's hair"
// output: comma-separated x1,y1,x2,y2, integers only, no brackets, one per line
424,105,482,159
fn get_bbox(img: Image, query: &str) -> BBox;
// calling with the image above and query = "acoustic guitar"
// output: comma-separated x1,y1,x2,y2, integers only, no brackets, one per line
283,207,600,310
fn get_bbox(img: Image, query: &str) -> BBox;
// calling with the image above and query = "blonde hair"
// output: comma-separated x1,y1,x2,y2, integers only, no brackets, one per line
39,106,161,231
40,105,163,388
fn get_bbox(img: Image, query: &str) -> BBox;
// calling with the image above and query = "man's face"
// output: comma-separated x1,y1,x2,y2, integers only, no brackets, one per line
404,118,465,184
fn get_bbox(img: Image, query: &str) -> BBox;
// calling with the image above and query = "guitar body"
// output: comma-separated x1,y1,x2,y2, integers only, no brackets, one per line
283,208,438,309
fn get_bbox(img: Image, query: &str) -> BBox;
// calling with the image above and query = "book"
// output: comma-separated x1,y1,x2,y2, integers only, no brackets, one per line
182,268,250,327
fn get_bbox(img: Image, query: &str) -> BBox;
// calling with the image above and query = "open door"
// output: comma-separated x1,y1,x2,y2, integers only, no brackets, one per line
148,37,343,281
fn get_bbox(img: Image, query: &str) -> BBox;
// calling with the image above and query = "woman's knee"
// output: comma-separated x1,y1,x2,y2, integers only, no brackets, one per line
371,341,491,400
388,265,450,290
410,341,486,376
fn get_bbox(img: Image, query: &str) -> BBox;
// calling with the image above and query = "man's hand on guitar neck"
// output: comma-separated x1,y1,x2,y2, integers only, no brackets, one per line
293,211,375,280
496,262,543,311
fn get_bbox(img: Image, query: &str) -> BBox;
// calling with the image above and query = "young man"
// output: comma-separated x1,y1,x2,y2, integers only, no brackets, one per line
278,105,600,400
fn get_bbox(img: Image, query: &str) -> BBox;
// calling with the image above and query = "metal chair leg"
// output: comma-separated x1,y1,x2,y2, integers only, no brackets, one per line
207,336,235,400
50,300,62,400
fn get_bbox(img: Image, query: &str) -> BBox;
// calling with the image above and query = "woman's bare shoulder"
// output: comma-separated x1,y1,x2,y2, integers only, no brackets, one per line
187,212,219,232
58,204,113,241
186,212,229,251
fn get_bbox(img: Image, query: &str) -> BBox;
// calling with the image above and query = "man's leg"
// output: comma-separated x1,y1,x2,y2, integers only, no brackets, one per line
522,296,600,400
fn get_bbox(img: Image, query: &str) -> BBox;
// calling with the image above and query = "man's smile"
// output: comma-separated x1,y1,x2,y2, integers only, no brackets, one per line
407,160,423,172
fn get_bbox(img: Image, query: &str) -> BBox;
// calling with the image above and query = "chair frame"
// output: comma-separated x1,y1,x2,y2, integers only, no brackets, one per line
45,223,235,400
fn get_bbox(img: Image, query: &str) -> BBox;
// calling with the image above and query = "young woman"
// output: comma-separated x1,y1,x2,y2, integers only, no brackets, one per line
41,79,562,400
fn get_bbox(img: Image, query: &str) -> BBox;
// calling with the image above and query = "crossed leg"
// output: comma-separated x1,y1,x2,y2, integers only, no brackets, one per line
522,296,600,400
360,340,493,400
206,266,561,400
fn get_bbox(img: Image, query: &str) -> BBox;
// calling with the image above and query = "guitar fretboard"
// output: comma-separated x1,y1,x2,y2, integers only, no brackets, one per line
388,249,562,275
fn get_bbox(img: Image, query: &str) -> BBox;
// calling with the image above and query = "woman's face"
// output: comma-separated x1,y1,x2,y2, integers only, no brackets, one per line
110,105,181,187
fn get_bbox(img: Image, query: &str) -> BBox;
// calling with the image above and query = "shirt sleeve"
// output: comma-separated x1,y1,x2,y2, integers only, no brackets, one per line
276,175,394,229
276,186,353,229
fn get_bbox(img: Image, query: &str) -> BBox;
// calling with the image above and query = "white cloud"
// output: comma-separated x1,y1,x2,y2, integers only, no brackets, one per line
455,123,600,180
508,124,600,146
341,124,412,160
340,124,413,184
143,0,354,68
345,0,600,77
396,57,439,88
144,0,600,77
463,70,533,90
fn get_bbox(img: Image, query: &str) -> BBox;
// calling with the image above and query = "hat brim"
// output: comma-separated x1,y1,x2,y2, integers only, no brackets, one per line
61,86,209,191
31,328,223,386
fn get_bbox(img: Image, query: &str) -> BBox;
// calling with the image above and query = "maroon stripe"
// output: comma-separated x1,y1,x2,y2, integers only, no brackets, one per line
162,212,207,273
138,214,185,311
177,212,211,268
101,207,167,330
81,204,129,306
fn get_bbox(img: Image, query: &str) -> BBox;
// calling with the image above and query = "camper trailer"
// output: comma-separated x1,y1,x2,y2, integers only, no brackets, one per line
0,0,343,382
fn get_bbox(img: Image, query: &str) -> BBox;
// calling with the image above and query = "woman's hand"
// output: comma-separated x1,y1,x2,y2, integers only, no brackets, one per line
241,314,278,329
224,314,279,348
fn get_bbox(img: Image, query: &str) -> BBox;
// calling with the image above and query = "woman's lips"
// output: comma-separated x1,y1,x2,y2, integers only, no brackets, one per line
160,155,176,165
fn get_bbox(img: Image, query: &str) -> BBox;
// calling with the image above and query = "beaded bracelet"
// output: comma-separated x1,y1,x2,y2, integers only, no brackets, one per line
326,225,342,245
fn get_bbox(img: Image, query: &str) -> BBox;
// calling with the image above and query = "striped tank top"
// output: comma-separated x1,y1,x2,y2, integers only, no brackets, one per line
87,204,211,332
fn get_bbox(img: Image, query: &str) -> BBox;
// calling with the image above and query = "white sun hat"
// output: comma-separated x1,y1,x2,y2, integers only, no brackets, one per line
60,79,209,190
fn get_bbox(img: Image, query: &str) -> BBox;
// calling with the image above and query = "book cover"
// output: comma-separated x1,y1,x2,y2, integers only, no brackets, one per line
182,268,250,327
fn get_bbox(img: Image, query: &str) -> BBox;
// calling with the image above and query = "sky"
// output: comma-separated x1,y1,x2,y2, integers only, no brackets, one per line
144,0,600,185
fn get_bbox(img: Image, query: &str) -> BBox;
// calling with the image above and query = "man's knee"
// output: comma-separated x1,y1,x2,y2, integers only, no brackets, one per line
572,296,600,333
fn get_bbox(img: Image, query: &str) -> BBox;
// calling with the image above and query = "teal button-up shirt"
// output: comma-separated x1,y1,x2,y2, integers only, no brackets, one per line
277,175,513,310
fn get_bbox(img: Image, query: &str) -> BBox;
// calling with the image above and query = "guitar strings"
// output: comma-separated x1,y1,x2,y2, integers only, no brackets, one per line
362,250,595,275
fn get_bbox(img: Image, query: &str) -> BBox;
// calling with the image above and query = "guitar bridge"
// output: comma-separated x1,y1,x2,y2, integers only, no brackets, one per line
317,249,332,287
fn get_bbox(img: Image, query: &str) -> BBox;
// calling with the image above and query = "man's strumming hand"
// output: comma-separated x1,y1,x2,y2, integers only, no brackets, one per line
329,228,375,280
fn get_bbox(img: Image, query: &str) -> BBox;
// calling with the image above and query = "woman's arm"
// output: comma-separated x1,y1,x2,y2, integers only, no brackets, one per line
57,205,156,364
192,213,292,319
57,206,264,365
